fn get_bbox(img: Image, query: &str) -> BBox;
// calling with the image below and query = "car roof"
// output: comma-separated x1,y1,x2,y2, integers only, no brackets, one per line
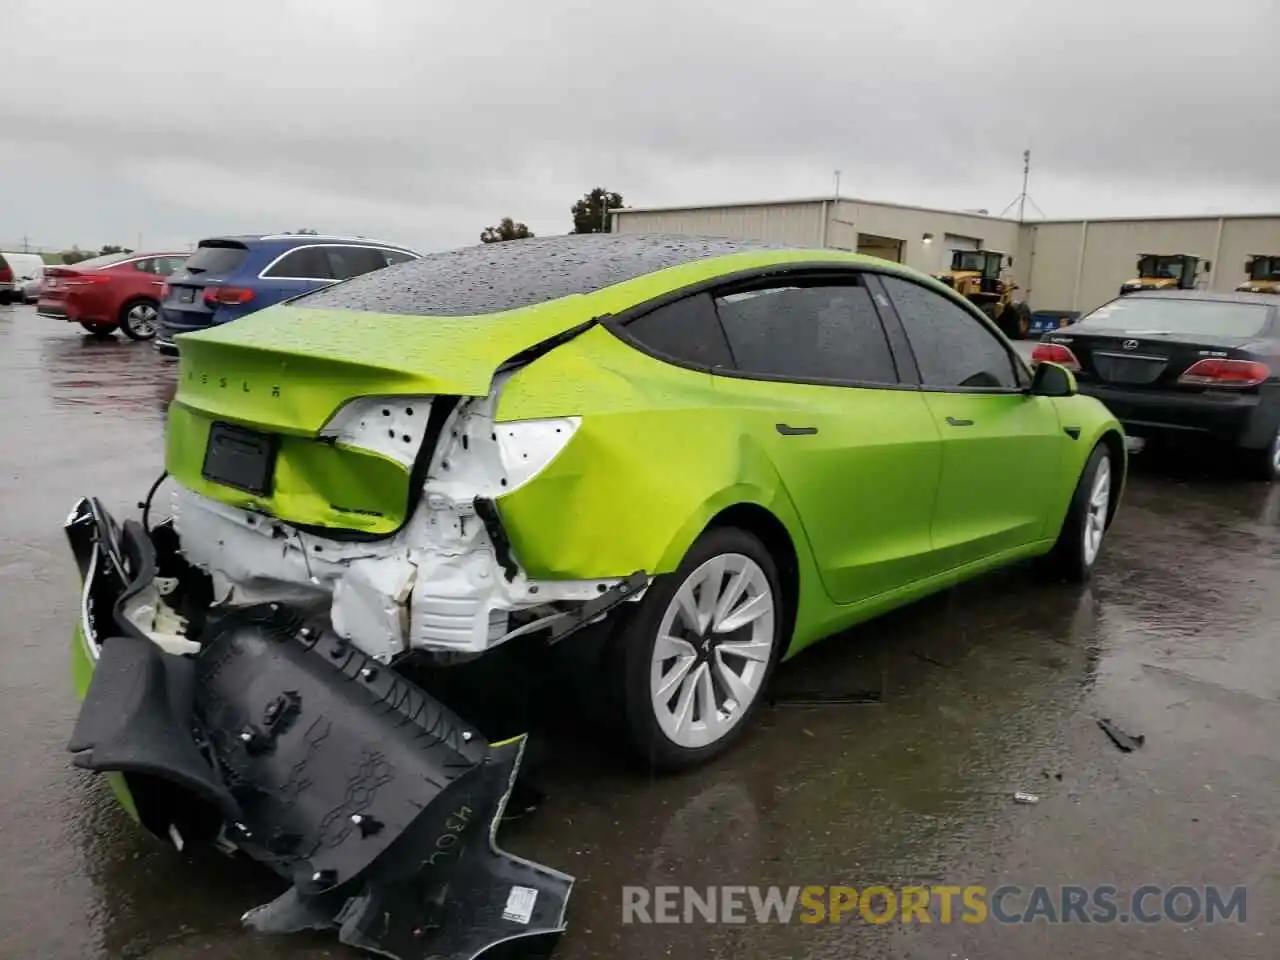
292,232,917,318
199,234,415,248
1128,289,1279,307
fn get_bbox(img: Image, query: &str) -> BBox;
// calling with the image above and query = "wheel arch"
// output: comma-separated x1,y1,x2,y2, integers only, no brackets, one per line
703,501,800,648
1097,428,1127,525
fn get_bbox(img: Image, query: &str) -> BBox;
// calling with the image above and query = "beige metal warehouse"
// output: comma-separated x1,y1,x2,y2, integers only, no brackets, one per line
610,197,1280,316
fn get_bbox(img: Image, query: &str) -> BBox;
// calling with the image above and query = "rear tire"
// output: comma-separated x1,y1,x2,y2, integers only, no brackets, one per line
606,527,785,772
1240,427,1280,482
119,299,159,340
79,322,118,338
1044,442,1114,582
1010,302,1033,340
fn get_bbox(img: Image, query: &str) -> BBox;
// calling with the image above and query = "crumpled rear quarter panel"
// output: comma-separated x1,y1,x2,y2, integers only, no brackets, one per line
493,325,805,580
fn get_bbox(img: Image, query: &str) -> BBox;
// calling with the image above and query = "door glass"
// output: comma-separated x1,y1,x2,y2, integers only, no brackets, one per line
881,276,1020,389
714,282,899,384
131,258,156,274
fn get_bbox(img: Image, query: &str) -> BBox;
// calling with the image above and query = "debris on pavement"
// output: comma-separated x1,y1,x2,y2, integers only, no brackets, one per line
1012,791,1040,804
1097,717,1146,752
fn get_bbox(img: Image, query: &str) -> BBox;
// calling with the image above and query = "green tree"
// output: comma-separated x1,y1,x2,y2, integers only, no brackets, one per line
98,244,133,256
571,187,623,234
59,246,93,264
292,228,320,235
480,217,534,243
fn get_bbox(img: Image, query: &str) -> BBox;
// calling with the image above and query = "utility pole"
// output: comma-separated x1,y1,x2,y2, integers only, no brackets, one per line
999,148,1044,221
1017,149,1029,223
834,169,842,199
600,190,608,233
21,235,29,252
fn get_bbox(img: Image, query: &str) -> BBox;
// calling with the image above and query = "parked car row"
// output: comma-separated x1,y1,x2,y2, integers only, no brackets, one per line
0,251,47,304
26,232,418,345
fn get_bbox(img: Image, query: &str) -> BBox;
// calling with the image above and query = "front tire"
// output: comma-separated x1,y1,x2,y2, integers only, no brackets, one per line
119,299,159,340
610,527,785,772
1045,442,1114,582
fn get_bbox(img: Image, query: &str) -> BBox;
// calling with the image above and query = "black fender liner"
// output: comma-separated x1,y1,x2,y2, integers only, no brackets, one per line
64,498,574,960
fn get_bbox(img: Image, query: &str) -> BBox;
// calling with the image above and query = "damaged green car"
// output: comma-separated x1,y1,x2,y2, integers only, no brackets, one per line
66,234,1125,958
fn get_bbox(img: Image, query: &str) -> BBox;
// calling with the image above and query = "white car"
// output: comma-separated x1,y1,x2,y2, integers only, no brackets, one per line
0,252,47,304
20,264,45,303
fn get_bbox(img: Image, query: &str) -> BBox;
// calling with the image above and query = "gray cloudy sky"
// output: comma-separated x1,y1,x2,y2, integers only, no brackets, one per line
3,0,1277,254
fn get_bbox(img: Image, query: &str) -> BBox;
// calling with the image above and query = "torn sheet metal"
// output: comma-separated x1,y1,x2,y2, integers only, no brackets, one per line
65,498,574,960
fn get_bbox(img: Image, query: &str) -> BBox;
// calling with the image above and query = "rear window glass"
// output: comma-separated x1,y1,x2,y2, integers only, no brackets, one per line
291,233,787,317
184,244,249,276
66,252,134,270
1079,298,1271,338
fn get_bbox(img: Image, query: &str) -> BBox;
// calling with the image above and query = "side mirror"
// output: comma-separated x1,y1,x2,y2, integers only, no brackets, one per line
1203,260,1212,272
1006,256,1014,267
1030,361,1077,398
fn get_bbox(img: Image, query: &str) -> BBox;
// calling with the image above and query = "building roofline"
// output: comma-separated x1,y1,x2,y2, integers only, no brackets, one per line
611,196,1280,226
612,195,1015,221
1028,211,1280,225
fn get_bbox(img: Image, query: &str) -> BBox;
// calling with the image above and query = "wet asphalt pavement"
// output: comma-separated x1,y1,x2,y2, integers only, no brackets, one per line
1,302,1276,959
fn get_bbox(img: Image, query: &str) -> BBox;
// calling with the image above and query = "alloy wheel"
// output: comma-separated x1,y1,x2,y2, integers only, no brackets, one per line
649,553,775,750
126,303,157,338
1082,455,1111,566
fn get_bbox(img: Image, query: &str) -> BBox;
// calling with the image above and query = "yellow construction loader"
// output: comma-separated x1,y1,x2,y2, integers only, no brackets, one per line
1119,253,1209,295
932,249,1033,339
1236,255,1280,294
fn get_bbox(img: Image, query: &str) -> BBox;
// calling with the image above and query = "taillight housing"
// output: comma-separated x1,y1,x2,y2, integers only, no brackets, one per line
1031,342,1081,370
0,265,12,283
1178,359,1270,388
203,286,255,306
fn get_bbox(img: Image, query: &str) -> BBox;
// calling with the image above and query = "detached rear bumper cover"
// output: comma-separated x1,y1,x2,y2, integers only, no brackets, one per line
65,497,573,960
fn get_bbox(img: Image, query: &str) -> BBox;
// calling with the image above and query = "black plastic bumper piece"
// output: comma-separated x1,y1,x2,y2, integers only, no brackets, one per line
64,498,574,960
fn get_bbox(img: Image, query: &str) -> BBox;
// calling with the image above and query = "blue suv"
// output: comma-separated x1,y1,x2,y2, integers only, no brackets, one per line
155,234,419,354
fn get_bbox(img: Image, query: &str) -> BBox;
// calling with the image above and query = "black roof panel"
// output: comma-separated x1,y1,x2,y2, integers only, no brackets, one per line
292,233,792,317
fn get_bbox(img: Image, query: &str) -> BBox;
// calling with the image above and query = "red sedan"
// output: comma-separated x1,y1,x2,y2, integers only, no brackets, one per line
39,251,189,340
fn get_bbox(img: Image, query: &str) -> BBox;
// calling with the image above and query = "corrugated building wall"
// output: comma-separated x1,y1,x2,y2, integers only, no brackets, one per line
612,198,1280,317
1021,216,1280,315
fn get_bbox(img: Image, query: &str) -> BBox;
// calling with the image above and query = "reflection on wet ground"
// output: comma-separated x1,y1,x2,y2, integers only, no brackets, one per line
0,305,1275,959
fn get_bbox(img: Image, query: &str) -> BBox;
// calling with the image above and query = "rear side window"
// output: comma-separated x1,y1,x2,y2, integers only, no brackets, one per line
155,256,187,277
185,244,249,276
622,293,735,369
326,246,396,280
265,247,334,280
131,258,157,274
881,275,1020,389
714,281,899,385
382,249,416,266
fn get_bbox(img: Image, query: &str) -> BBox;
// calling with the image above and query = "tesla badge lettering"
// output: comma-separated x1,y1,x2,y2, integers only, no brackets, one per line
1198,350,1228,357
1122,340,1139,350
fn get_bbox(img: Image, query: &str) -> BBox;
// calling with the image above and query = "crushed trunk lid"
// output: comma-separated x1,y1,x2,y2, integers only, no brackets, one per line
172,301,599,434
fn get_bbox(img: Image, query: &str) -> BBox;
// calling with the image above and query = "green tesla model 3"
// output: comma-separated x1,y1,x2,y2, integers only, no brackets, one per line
64,234,1122,955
